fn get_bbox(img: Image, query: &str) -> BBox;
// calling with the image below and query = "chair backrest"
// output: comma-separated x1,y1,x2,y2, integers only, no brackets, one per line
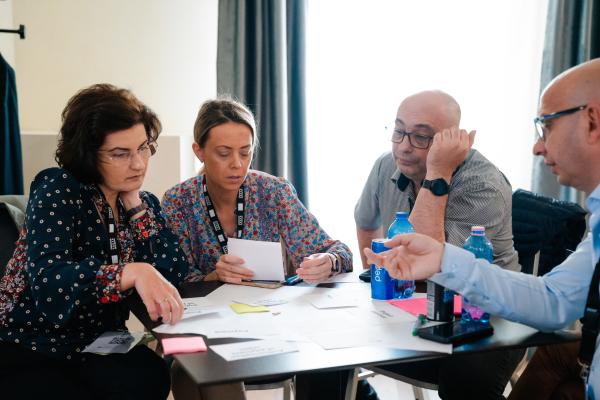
512,189,587,276
0,203,20,275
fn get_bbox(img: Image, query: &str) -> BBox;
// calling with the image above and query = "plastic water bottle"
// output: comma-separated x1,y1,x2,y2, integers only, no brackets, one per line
462,226,493,324
387,211,415,299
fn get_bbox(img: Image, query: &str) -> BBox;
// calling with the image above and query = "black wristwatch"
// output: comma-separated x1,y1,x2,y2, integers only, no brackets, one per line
422,178,449,196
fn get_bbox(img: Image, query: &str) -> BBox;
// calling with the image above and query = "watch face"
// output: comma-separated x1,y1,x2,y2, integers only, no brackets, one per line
427,179,449,196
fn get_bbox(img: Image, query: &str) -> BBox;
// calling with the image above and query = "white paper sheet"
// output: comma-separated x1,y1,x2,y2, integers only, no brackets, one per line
211,339,299,361
205,283,316,305
306,292,360,309
153,284,448,355
227,238,285,282
308,321,452,354
182,297,218,319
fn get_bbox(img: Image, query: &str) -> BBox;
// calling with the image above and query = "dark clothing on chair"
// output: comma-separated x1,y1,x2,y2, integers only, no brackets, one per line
0,203,19,273
512,189,587,276
508,342,584,400
0,340,171,400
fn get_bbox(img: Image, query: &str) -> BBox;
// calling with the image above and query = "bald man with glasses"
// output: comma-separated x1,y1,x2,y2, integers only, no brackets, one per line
354,90,522,399
366,57,600,400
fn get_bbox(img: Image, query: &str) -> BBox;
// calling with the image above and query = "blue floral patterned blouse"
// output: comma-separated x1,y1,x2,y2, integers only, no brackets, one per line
162,170,353,281
0,168,188,361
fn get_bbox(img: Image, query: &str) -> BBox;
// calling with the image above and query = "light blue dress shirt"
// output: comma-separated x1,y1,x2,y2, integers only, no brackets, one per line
432,184,600,399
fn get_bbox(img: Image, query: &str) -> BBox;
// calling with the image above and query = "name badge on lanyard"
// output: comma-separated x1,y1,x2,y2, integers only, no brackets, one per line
202,175,245,254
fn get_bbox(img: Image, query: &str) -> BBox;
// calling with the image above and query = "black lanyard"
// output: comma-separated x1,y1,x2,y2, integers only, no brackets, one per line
579,258,600,389
96,188,121,265
202,175,245,254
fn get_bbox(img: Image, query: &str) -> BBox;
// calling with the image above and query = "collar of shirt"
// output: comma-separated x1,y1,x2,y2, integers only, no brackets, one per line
586,183,600,262
391,170,411,191
389,158,467,192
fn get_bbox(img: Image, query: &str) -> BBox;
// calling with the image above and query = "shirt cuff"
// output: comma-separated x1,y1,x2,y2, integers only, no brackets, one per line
429,243,476,290
129,207,161,241
96,263,126,304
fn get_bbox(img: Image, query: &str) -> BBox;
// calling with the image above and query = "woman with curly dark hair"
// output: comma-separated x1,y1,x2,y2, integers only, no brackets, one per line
0,84,188,399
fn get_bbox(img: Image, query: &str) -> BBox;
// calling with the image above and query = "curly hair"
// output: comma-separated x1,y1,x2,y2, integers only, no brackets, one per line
55,83,161,184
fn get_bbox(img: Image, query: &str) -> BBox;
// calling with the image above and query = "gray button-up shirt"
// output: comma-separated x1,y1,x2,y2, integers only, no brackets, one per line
355,150,520,271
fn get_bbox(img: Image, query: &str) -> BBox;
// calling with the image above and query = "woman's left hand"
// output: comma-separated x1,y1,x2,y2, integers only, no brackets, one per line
297,253,333,284
120,190,142,210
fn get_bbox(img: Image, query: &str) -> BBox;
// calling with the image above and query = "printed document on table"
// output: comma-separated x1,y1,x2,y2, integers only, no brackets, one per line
211,339,299,361
205,283,316,305
227,238,285,282
306,292,360,309
308,321,452,354
182,297,219,319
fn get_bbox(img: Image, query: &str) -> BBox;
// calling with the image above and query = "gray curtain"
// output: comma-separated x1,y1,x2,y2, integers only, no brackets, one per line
532,0,600,203
217,0,309,206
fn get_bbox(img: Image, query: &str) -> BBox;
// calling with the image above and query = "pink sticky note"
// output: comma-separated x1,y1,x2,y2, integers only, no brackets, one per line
388,295,462,316
162,336,207,355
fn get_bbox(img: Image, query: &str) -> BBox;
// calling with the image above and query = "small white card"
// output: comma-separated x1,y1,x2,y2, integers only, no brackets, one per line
227,238,285,282
83,331,145,354
233,298,289,307
210,339,299,361
307,292,360,309
182,297,217,319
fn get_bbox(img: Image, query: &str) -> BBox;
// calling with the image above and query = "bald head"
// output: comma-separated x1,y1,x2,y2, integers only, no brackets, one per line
542,58,600,109
534,58,600,194
398,90,461,130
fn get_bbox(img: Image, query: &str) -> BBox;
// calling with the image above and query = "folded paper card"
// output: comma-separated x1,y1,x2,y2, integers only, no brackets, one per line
162,336,207,355
227,238,285,282
211,339,299,361
388,296,462,316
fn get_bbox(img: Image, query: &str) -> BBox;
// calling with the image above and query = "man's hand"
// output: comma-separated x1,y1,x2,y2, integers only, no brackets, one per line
364,233,444,281
426,127,476,180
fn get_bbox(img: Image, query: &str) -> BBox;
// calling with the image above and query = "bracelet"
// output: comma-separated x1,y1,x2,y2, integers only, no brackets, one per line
125,203,148,221
328,253,340,273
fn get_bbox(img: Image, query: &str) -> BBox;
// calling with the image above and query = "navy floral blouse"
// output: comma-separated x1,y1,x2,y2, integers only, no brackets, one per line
162,170,353,281
0,168,188,361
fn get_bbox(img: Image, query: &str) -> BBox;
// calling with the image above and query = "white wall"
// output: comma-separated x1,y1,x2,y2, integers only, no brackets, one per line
7,0,218,196
0,0,16,66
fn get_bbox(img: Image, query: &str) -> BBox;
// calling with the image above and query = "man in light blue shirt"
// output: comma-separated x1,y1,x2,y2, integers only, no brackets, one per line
366,58,600,400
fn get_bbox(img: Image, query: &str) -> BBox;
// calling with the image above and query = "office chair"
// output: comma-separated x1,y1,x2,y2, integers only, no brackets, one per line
0,201,23,275
509,189,587,387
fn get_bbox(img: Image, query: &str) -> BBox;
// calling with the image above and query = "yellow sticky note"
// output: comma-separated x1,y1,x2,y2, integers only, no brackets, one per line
230,303,270,314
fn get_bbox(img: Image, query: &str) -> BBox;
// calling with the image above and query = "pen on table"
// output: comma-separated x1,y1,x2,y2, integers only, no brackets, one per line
285,275,303,286
412,314,427,336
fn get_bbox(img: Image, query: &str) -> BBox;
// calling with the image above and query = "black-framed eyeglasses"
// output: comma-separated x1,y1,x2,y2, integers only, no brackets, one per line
390,128,434,149
533,104,587,141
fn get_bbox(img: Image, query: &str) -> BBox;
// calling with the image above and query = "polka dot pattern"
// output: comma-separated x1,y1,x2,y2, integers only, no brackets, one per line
0,168,188,361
